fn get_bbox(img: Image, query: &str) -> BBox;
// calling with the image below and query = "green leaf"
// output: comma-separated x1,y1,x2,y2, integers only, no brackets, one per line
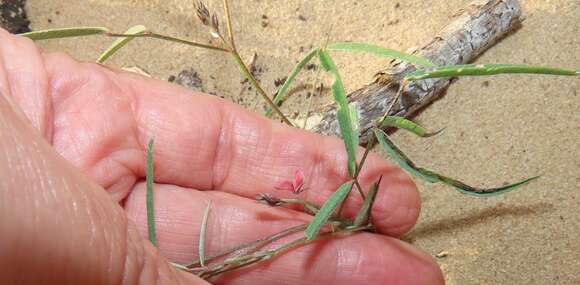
337,108,358,176
378,116,443,137
19,26,109,40
97,25,147,63
327,42,436,67
373,129,539,196
146,138,157,246
198,202,212,267
266,48,319,117
319,49,359,176
306,181,354,240
421,169,541,197
353,177,381,227
405,64,579,81
318,49,348,107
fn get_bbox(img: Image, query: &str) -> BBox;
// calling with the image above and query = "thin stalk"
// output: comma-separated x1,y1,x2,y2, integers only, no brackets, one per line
379,79,408,125
231,52,294,126
108,30,292,126
278,198,320,215
198,224,372,279
301,82,322,129
353,180,366,199
198,202,212,267
106,32,230,52
183,224,307,268
354,79,408,181
222,0,236,50
354,134,377,179
353,80,406,178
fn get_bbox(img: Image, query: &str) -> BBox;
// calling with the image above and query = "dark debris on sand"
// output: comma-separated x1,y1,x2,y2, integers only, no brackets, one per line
0,0,30,33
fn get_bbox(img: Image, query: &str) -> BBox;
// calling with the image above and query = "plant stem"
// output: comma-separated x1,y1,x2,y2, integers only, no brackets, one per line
183,224,307,268
106,32,231,53
108,29,293,126
197,224,373,279
222,0,236,50
230,52,294,126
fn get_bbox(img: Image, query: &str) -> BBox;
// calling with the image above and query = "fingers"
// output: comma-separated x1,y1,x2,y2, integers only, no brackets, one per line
0,29,420,235
43,53,420,235
125,183,443,285
0,28,53,139
0,92,206,284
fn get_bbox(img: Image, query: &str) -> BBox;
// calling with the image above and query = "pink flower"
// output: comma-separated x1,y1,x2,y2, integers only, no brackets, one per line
275,169,306,194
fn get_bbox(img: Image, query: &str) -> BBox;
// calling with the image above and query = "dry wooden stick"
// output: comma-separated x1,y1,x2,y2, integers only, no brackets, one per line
311,0,522,144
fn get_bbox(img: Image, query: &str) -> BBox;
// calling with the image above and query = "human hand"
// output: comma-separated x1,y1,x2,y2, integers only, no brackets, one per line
0,28,443,284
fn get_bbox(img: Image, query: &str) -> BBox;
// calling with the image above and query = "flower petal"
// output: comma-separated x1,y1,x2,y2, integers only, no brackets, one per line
294,169,305,187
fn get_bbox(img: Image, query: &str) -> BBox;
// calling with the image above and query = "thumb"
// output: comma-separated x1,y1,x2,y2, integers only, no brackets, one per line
0,93,206,284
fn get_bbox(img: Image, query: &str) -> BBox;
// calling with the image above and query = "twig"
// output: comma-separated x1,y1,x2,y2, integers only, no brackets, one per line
312,0,523,144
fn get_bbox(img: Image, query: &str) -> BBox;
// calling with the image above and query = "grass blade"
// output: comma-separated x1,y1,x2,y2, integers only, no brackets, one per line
306,181,354,240
405,64,579,80
146,138,157,246
318,50,347,106
97,25,146,63
19,26,109,40
199,202,212,267
373,129,539,196
353,176,381,227
378,116,443,137
421,169,540,197
266,48,320,117
319,49,359,176
327,42,436,67
337,108,358,176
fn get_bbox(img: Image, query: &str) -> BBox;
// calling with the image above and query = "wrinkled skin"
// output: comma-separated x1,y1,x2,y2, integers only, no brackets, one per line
0,28,444,285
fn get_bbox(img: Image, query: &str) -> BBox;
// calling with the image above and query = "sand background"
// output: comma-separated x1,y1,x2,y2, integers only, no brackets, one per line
25,0,578,284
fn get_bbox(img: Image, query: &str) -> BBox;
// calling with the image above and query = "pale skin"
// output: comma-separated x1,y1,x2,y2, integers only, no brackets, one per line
0,28,443,284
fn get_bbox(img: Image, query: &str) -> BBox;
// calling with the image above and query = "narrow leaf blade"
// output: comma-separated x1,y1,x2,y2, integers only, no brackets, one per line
97,25,147,63
198,202,212,267
146,138,157,246
266,48,319,116
353,176,381,227
337,108,358,176
306,181,354,240
405,64,579,81
373,129,538,196
373,129,438,183
19,26,109,40
420,169,541,197
318,50,348,107
327,42,436,67
379,116,443,137
319,49,359,176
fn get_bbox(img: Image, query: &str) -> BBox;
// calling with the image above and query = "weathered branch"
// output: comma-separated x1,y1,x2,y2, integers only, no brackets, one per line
311,0,522,144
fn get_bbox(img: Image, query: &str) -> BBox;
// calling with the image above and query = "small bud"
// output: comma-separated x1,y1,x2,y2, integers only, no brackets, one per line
194,1,211,26
256,193,283,206
274,169,307,194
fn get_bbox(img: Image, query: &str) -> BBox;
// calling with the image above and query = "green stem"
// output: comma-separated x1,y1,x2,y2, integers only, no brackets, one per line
231,52,294,126
106,32,231,53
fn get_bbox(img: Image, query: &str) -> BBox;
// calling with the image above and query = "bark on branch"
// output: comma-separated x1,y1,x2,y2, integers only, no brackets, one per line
311,0,522,144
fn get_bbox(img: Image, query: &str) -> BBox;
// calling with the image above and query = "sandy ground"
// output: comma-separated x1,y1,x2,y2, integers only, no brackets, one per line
25,0,579,284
